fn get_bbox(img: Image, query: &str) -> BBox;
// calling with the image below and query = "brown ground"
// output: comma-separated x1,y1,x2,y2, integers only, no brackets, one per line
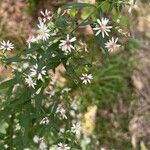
129,1,150,149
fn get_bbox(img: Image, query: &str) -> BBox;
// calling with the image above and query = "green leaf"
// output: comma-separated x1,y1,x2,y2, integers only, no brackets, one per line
47,60,61,69
62,3,96,10
64,64,79,84
5,44,40,63
0,78,16,90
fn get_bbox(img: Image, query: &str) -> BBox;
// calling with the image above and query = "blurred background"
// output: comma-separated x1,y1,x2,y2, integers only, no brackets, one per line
0,0,149,149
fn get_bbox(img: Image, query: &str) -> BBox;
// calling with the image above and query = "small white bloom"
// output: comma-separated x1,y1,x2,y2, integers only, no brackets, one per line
40,117,49,125
25,76,36,89
26,36,37,48
39,140,47,150
56,105,67,119
83,136,91,144
61,87,71,93
105,37,120,52
24,148,30,150
37,20,50,41
128,0,135,13
52,53,56,57
80,74,93,85
59,34,76,54
13,135,16,139
93,18,112,38
4,144,9,149
33,135,40,143
30,64,46,82
22,62,29,69
40,9,52,22
15,123,21,131
57,143,70,150
71,100,79,110
71,122,81,137
0,40,14,51
59,128,65,133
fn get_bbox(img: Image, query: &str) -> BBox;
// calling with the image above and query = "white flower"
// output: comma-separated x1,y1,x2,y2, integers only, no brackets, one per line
93,18,112,38
33,135,40,143
71,100,79,110
105,37,120,52
4,144,9,149
71,122,81,137
59,128,65,133
22,62,29,69
26,36,37,48
128,0,135,13
40,9,52,22
80,74,93,85
57,143,70,150
56,105,67,119
61,87,71,93
37,20,50,41
0,40,14,51
25,76,36,89
39,140,47,150
83,136,91,144
59,34,76,54
30,64,46,81
24,148,30,150
40,117,49,125
15,123,21,131
49,145,58,150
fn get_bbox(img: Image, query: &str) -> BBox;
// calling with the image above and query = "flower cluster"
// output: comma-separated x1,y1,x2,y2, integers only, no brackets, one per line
93,17,121,53
25,64,47,89
0,1,132,149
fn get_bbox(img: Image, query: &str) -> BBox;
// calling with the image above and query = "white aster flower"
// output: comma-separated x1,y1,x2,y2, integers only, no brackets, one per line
56,105,67,119
105,37,120,52
57,143,70,150
59,34,76,54
26,36,37,49
61,87,71,93
0,40,14,51
71,122,81,137
59,127,65,133
128,0,135,13
80,74,93,85
25,76,36,88
40,117,49,125
4,144,9,149
71,100,79,110
93,17,112,38
39,140,47,150
33,135,40,144
37,20,50,41
15,123,21,131
40,9,52,22
30,64,47,81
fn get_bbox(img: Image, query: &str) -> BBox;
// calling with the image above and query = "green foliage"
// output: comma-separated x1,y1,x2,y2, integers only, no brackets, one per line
0,1,140,149
26,0,40,15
